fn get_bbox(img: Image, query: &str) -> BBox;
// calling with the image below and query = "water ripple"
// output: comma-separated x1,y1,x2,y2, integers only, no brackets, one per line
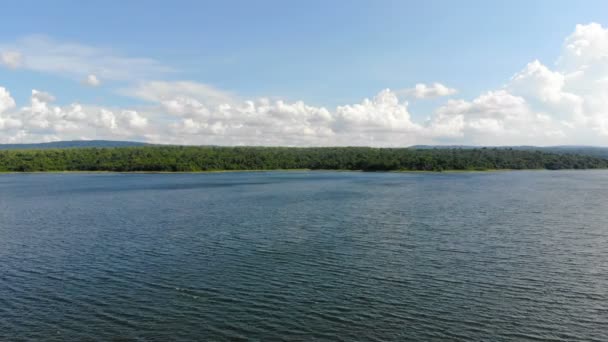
0,171,607,341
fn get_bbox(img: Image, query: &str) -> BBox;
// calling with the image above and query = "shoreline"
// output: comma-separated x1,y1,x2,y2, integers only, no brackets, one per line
0,168,605,175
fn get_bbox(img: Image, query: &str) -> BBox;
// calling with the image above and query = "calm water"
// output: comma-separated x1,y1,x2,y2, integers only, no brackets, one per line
1,171,607,341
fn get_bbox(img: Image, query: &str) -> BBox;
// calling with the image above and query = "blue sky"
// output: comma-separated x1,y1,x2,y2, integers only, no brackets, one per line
1,0,604,105
1,1,608,145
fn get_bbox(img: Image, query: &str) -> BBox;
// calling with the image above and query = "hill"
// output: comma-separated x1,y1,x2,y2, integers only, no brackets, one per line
411,145,608,159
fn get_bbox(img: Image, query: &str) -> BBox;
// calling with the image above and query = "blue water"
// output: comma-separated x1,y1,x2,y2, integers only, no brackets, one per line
1,171,607,341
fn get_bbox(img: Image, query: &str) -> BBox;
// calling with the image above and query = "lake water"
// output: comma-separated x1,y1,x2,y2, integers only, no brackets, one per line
1,171,607,341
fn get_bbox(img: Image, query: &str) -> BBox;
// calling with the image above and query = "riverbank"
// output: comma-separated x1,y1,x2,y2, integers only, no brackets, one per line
0,167,602,175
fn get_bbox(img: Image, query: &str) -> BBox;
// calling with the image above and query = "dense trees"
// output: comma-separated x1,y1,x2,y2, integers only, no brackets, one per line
0,146,606,172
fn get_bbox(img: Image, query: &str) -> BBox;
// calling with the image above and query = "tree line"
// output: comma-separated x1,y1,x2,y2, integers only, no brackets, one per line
0,146,606,172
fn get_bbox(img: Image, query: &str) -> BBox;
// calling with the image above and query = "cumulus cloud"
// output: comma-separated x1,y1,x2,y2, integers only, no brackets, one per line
501,23,608,142
167,98,334,145
83,74,101,87
160,88,425,146
509,60,568,103
0,87,16,114
400,83,457,99
559,22,608,72
0,88,149,143
427,90,565,145
334,89,420,133
0,35,173,82
0,50,23,69
0,87,20,131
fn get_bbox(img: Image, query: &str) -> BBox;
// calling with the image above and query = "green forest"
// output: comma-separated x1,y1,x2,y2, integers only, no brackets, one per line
0,146,607,172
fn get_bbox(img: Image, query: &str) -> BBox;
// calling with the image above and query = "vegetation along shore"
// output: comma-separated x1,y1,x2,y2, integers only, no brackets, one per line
0,146,607,172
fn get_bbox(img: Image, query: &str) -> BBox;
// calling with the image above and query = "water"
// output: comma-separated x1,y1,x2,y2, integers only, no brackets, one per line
1,171,607,341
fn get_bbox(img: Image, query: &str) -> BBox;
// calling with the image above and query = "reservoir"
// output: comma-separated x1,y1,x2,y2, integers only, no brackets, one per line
1,171,606,341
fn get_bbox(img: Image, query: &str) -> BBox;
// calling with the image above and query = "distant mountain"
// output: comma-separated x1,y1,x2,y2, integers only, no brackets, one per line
410,145,608,159
534,146,608,159
0,140,151,150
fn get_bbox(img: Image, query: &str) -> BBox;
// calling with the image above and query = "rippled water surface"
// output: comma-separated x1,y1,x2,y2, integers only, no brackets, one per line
1,171,607,341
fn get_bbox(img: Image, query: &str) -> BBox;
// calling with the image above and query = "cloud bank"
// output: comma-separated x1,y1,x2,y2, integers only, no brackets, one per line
1,23,608,146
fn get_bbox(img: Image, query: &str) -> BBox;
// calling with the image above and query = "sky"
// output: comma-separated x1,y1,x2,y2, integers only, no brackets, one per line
1,0,608,146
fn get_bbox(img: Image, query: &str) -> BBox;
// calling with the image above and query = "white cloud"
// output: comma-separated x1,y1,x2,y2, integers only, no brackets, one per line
504,23,608,142
0,35,173,82
0,50,23,69
559,23,608,72
0,87,20,131
334,89,420,133
84,74,101,87
166,97,336,145
427,90,565,145
509,60,568,103
0,88,149,143
0,87,16,114
400,83,457,99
